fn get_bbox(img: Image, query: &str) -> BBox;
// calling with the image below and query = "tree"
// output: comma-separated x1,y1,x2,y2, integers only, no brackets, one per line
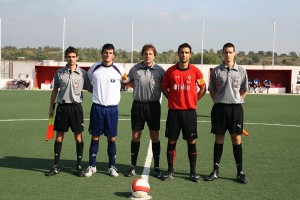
203,49,221,64
237,51,245,56
248,51,255,56
289,51,297,57
258,51,265,56
190,53,202,64
265,51,273,57
251,54,260,63
282,59,293,65
1,45,300,65
216,49,222,55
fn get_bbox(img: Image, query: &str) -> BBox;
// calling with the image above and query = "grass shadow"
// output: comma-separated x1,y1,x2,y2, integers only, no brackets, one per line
0,156,108,176
0,156,161,178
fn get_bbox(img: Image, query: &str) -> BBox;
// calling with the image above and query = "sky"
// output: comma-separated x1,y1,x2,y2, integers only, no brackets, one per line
0,0,299,54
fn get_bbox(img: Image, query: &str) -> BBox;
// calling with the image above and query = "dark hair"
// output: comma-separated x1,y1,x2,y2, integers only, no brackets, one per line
178,43,192,53
141,44,157,56
101,43,115,54
223,43,235,52
65,46,78,57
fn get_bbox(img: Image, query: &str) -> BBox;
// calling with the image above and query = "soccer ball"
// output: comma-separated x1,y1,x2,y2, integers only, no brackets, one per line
131,178,150,198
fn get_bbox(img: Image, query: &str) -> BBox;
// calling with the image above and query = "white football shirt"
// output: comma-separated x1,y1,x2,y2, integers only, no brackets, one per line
88,62,129,106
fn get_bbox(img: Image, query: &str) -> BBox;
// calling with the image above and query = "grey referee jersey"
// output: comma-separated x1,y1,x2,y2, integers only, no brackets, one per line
128,62,165,102
208,62,248,104
53,66,90,104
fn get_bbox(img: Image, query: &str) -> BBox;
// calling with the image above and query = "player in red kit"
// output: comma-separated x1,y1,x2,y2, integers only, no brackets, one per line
161,43,206,182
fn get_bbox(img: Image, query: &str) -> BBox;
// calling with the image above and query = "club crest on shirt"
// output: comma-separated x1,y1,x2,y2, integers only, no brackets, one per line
234,79,239,87
153,78,159,85
187,75,192,83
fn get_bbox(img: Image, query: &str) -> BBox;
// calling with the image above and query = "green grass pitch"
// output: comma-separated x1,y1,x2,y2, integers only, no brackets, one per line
0,90,299,199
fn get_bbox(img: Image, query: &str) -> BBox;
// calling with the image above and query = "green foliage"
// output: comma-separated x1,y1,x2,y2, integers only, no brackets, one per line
1,46,300,65
155,50,178,64
258,51,265,56
251,54,260,63
282,59,293,65
237,51,245,56
248,51,255,56
203,49,222,64
265,51,273,57
189,49,222,64
289,51,298,57
190,53,202,64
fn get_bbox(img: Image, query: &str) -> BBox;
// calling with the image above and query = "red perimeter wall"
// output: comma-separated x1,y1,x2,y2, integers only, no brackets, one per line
209,69,292,93
34,66,90,89
36,66,292,93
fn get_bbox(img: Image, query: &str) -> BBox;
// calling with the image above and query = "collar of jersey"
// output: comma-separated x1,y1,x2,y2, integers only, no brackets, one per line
221,62,239,71
64,65,81,74
176,62,190,71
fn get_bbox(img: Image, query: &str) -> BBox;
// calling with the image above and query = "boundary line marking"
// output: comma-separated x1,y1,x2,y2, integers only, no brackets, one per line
141,141,153,182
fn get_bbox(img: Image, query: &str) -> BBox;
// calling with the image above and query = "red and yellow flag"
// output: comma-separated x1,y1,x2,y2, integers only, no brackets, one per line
45,115,55,141
242,129,249,136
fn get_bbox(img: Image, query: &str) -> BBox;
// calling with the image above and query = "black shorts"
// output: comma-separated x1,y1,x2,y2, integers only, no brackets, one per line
131,101,160,130
211,103,243,135
165,109,198,140
54,103,84,134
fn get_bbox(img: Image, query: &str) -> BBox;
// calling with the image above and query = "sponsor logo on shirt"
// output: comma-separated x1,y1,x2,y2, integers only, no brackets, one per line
173,84,190,91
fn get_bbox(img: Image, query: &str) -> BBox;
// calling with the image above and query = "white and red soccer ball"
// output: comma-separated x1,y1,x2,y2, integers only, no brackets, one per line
131,178,150,198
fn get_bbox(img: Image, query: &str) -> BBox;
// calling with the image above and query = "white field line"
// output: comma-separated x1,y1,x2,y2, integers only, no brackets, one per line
141,140,153,182
0,119,50,122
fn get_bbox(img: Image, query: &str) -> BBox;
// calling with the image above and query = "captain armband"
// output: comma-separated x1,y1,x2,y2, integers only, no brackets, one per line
121,73,130,83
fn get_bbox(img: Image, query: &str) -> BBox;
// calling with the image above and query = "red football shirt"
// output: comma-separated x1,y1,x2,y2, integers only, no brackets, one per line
161,64,206,110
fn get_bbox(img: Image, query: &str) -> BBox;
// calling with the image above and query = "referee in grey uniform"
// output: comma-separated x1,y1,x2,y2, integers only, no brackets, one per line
206,43,248,184
46,46,91,177
125,44,165,178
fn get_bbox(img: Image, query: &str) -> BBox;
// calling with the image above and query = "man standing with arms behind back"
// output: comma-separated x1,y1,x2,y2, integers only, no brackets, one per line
161,43,206,182
84,43,130,178
125,44,165,178
205,42,248,184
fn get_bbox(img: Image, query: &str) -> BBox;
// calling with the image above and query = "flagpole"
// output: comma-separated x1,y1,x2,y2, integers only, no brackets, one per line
272,20,275,67
131,19,134,65
62,17,65,63
201,18,204,70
